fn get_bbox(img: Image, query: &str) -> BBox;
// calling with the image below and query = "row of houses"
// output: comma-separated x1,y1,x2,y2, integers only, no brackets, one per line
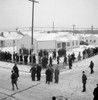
16,31,80,54
0,31,98,54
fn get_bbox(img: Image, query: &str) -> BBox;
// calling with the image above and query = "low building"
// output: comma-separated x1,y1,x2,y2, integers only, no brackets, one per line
16,32,80,54
0,31,23,47
84,34,98,46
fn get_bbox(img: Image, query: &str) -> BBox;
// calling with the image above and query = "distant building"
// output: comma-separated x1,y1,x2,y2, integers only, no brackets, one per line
84,34,98,46
0,31,23,47
16,32,80,54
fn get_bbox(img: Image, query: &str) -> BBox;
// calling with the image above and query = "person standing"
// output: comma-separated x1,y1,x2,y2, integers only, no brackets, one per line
11,70,18,90
45,67,51,84
93,84,98,100
42,56,48,68
89,60,94,74
54,67,60,83
68,55,72,69
30,65,36,81
82,71,87,92
49,56,53,67
57,56,60,64
50,66,54,82
36,64,42,81
52,96,56,100
63,55,67,65
13,63,19,78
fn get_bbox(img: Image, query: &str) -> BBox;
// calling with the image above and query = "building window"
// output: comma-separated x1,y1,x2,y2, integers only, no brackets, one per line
76,41,78,45
90,40,92,42
94,40,96,43
72,41,74,46
86,40,88,43
62,42,66,48
67,42,70,46
57,43,61,48
1,41,3,47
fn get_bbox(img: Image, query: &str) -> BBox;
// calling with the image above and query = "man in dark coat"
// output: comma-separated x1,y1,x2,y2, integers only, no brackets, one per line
82,71,87,92
33,54,36,64
93,84,98,100
20,54,23,64
24,55,28,65
30,65,36,81
57,56,60,64
63,55,67,65
89,60,94,74
13,63,19,78
36,64,42,81
50,66,54,82
11,70,18,90
49,56,53,67
42,56,48,68
68,56,72,69
45,67,51,84
54,67,59,83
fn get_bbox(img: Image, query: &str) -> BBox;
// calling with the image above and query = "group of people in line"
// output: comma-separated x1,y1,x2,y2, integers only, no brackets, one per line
1,46,98,69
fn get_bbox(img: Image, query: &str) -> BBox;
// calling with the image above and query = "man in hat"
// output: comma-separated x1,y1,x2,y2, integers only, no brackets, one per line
89,60,94,74
82,71,87,92
11,70,18,90
93,84,98,100
13,63,19,78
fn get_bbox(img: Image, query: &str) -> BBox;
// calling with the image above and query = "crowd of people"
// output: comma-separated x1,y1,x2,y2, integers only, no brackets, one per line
0,51,12,61
11,59,98,100
0,47,98,69
1,47,96,99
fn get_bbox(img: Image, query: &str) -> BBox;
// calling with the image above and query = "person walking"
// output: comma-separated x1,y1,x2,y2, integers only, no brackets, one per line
82,71,87,92
93,84,98,100
54,67,60,83
13,63,19,78
11,70,18,90
30,65,36,81
89,60,94,74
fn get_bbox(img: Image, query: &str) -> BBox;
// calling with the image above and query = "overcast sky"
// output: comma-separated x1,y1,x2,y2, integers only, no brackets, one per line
0,0,98,31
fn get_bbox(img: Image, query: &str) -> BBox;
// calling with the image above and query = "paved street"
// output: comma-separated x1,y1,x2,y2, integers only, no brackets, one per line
0,55,98,100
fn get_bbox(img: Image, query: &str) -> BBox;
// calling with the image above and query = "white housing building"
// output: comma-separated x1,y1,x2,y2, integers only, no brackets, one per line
84,34,98,46
0,31,23,47
16,32,80,54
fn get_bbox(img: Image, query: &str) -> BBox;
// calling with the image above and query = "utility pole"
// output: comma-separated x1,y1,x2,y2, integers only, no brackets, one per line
53,22,54,33
29,0,39,65
72,24,75,33
91,25,94,34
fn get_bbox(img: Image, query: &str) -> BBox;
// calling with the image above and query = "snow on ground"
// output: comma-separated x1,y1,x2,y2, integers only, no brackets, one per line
0,53,98,100
0,45,98,100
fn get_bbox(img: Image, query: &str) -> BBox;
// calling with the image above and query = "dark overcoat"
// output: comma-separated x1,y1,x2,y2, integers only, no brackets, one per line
93,87,98,100
13,65,19,77
45,69,51,81
54,68,59,83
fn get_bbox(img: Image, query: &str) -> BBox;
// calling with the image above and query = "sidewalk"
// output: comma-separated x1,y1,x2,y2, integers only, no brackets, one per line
0,58,69,75
0,54,96,75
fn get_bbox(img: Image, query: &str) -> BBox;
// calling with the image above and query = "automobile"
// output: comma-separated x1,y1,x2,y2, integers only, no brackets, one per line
80,41,88,45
